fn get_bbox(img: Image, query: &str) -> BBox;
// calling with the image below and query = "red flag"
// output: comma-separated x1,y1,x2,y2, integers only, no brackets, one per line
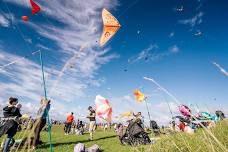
30,0,41,15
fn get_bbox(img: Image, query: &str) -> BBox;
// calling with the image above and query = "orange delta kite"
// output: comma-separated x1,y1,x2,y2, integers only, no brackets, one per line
133,90,145,102
99,8,121,46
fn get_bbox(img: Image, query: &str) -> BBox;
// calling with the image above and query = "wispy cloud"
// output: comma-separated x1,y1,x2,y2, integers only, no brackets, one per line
169,45,180,53
0,13,12,27
179,12,203,27
0,0,119,120
169,32,175,38
128,44,180,63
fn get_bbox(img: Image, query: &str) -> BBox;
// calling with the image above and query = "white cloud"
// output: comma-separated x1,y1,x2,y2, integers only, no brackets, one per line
0,13,11,27
128,44,158,63
169,45,180,53
169,32,175,38
179,12,203,27
128,44,180,63
0,1,119,120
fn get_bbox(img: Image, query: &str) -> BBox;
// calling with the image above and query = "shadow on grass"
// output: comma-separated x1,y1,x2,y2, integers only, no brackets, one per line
39,135,117,149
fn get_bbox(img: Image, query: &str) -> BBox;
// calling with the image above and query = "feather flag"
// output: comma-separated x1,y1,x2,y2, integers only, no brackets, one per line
100,8,121,46
133,90,145,102
95,95,112,122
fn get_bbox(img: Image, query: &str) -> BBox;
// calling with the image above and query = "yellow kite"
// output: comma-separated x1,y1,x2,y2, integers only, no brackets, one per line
133,90,145,102
119,111,133,118
100,8,121,46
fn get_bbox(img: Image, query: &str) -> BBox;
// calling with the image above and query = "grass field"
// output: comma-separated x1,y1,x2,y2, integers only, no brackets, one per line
2,120,228,152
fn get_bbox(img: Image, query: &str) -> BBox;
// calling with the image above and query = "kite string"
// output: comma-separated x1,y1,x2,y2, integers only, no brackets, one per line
117,0,140,18
0,50,40,70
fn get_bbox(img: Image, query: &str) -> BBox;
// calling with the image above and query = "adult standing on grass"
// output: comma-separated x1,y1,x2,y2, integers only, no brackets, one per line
32,98,51,150
65,112,74,135
0,97,22,152
87,106,96,140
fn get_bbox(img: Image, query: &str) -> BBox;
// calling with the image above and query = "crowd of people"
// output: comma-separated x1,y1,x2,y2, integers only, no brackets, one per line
0,97,226,151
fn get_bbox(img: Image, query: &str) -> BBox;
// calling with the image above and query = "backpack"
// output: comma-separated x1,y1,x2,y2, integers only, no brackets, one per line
74,143,85,152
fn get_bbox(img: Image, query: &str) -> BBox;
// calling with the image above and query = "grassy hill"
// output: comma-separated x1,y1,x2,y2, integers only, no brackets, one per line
1,120,228,152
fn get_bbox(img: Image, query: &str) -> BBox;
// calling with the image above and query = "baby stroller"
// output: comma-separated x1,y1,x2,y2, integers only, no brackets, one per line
120,119,151,146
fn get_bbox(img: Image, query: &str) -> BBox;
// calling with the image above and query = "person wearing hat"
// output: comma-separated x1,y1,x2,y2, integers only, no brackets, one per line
0,97,22,152
32,98,51,150
87,106,96,140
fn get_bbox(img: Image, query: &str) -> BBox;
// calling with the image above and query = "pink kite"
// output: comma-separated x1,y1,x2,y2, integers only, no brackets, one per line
179,105,191,117
30,0,41,15
95,95,112,122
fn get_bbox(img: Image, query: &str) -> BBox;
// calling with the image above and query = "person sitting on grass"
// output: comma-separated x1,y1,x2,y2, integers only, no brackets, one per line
0,97,22,152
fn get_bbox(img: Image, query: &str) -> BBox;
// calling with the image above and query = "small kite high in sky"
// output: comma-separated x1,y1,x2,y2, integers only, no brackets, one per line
21,16,29,22
30,0,41,15
100,8,121,46
95,95,112,122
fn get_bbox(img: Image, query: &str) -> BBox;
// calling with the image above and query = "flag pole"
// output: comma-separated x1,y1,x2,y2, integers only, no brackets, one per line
39,50,53,152
144,97,151,121
162,95,174,118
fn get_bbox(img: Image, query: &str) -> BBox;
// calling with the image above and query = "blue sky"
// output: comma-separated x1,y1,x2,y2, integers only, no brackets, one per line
0,0,227,124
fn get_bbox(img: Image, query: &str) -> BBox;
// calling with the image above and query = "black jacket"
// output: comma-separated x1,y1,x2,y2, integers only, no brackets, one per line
0,106,22,137
3,106,22,118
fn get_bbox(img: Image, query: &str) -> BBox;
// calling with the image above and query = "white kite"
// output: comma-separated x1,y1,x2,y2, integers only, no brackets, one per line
95,95,112,122
213,62,228,77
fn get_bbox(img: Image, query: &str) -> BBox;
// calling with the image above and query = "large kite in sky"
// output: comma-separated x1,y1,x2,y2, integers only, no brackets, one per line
95,95,112,122
100,8,121,46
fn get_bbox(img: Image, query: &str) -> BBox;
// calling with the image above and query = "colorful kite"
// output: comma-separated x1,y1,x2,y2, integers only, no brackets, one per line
179,105,191,117
95,95,112,122
30,0,41,15
133,90,145,102
100,8,121,46
200,112,213,120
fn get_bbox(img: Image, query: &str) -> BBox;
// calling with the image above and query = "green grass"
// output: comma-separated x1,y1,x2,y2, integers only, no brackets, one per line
1,120,228,152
